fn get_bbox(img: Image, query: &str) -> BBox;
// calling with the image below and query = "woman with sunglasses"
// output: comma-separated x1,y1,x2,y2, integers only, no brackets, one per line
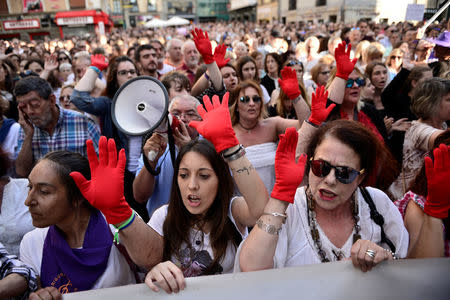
326,42,389,145
229,72,310,194
71,55,146,219
385,48,403,81
238,119,408,273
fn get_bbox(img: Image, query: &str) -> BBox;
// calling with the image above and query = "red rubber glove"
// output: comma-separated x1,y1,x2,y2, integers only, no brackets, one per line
189,92,239,153
334,41,357,80
90,54,108,72
308,85,336,126
191,28,214,65
70,136,132,225
278,66,301,100
213,44,230,68
424,144,450,219
271,127,307,203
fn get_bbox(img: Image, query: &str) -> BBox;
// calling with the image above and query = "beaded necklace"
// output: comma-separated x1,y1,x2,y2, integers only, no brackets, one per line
306,187,361,262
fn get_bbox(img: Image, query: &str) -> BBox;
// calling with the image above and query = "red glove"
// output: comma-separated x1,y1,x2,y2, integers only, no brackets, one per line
424,144,450,219
213,44,230,68
271,127,307,203
90,54,108,72
70,136,132,225
189,92,239,153
334,41,357,80
308,85,336,126
278,66,301,100
191,28,214,65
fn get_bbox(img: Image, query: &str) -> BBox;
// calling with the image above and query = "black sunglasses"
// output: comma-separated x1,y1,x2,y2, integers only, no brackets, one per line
310,158,364,184
58,57,69,62
239,95,262,103
287,60,303,67
346,78,365,88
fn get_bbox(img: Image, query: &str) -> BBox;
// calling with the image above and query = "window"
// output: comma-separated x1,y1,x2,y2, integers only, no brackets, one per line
289,0,296,10
316,0,326,6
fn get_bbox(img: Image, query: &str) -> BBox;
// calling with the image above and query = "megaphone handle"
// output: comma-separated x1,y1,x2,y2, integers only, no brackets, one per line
146,132,168,162
147,150,158,162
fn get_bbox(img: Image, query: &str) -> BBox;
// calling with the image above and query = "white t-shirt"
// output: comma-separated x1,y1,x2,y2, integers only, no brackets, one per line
234,186,408,271
148,199,247,276
20,225,136,289
0,178,34,257
159,64,176,75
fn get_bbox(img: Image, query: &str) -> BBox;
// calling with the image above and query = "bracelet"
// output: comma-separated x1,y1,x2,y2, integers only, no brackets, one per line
256,219,282,236
89,66,101,75
262,212,287,223
223,144,242,158
383,248,398,260
223,145,246,162
204,72,210,81
113,212,136,244
305,119,319,128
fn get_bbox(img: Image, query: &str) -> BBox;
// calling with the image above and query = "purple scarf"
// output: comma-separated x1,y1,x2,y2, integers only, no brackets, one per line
41,209,112,293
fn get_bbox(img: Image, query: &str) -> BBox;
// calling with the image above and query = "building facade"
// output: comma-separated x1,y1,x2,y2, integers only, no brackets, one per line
280,0,447,25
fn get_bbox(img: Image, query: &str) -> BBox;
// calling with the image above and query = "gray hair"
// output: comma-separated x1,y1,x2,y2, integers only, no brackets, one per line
169,95,201,112
181,40,196,55
166,38,183,52
14,76,52,100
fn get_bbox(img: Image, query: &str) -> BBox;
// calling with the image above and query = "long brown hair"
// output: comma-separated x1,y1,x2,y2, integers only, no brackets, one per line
103,56,139,99
162,139,241,274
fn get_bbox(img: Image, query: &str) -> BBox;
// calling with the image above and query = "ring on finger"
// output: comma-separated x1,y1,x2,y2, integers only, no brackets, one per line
365,249,376,259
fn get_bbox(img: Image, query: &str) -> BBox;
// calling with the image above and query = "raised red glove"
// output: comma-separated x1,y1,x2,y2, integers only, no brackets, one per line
271,127,307,203
90,54,108,72
308,85,336,126
213,44,230,68
334,41,357,80
424,144,450,219
189,92,239,153
278,66,301,100
70,136,132,225
191,28,214,65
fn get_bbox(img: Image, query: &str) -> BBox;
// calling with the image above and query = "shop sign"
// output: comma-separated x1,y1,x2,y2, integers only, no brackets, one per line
3,19,40,30
56,16,94,26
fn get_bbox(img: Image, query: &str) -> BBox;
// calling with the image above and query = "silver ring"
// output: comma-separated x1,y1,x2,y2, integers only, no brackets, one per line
365,249,376,259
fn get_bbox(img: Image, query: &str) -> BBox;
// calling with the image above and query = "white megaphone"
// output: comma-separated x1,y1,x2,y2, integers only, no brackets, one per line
111,76,181,162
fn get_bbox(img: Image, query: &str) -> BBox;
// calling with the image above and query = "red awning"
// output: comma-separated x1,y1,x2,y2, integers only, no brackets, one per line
54,10,112,27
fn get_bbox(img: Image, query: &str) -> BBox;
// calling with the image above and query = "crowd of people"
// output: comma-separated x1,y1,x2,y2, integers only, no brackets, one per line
0,17,449,299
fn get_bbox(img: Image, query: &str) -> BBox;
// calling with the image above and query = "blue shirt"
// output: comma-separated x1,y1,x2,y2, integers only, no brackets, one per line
136,145,175,218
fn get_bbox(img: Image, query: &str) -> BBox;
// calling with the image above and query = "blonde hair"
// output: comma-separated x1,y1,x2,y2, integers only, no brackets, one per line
355,40,370,60
229,80,268,125
385,48,404,68
363,42,385,65
326,66,364,111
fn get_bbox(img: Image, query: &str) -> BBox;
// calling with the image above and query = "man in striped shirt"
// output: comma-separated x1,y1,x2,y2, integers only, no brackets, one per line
0,242,37,299
13,76,100,178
